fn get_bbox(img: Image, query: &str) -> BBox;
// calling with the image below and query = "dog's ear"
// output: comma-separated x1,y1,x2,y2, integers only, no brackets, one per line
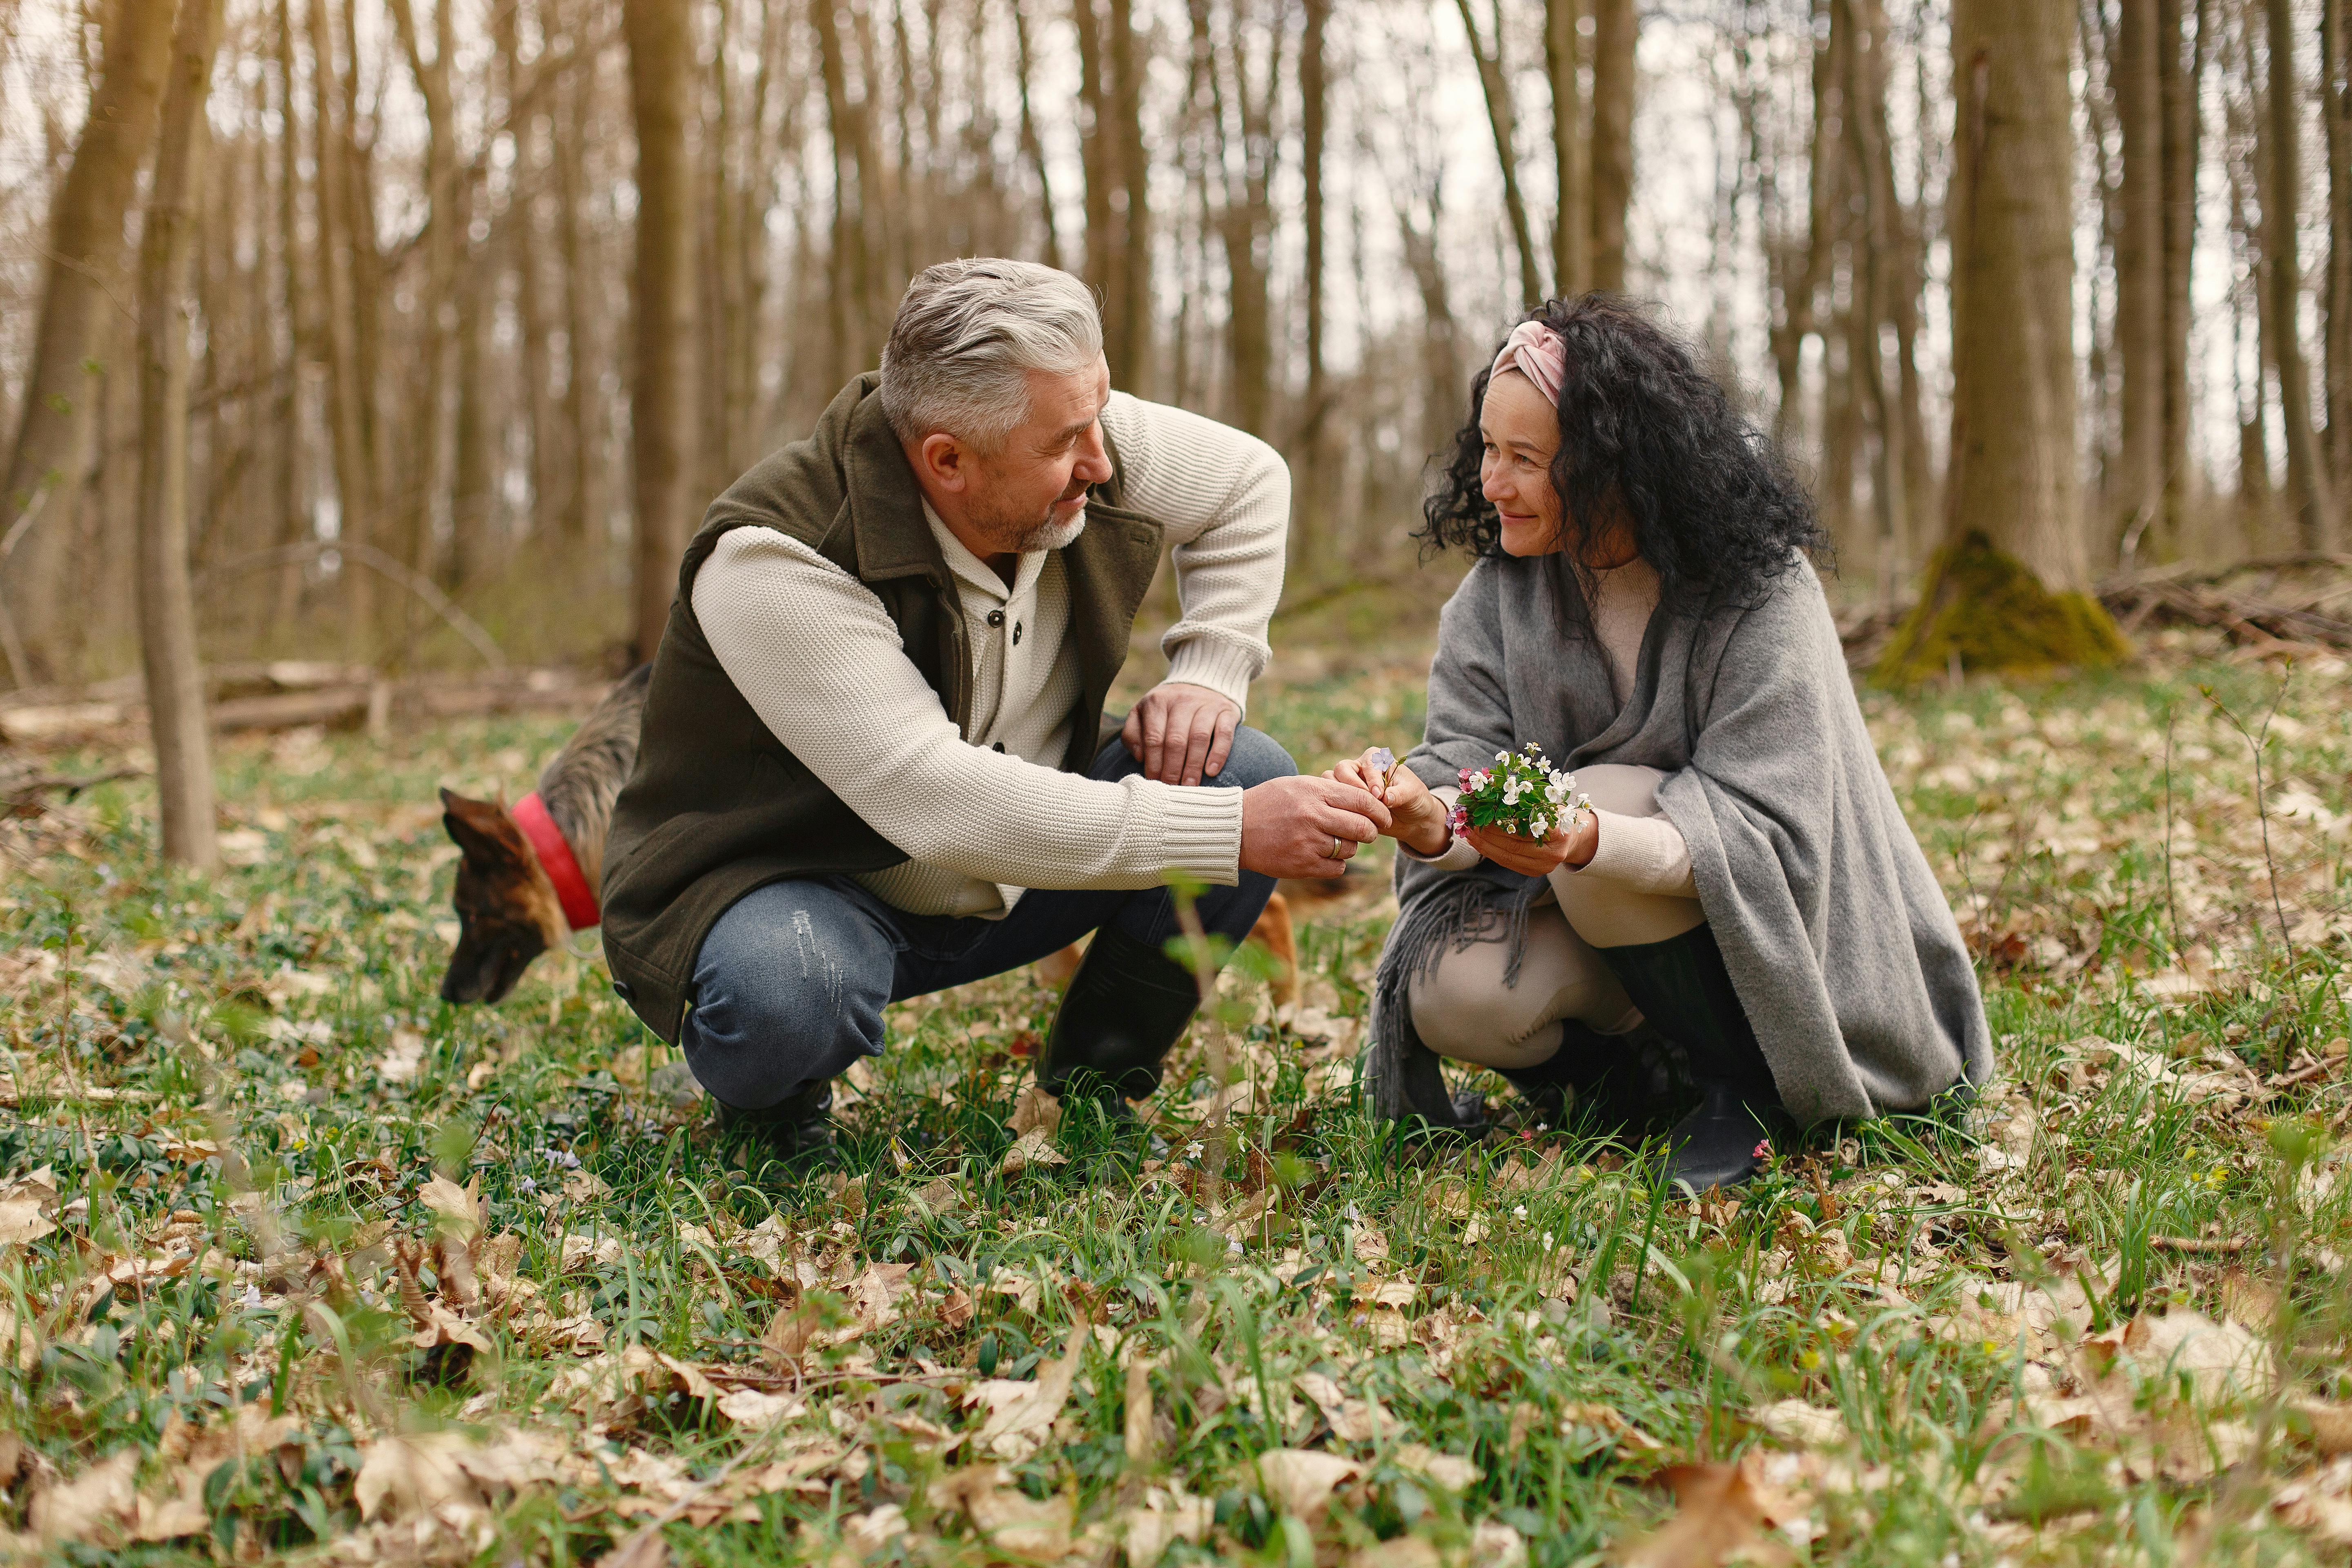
441,788,527,866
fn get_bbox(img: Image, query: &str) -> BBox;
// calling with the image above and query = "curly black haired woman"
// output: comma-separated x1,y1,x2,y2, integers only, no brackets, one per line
1328,296,1990,1190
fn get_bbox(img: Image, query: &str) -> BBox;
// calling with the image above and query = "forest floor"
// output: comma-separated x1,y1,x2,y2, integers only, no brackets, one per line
4,632,2352,1566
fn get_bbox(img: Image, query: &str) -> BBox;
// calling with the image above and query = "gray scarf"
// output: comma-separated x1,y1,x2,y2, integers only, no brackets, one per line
1370,552,1992,1126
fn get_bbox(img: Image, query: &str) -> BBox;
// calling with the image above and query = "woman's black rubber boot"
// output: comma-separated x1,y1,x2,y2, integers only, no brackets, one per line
1596,925,1785,1191
715,1079,837,1165
1038,927,1203,1111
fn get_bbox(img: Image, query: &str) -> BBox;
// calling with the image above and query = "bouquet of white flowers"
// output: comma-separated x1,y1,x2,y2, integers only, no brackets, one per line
1451,743,1590,842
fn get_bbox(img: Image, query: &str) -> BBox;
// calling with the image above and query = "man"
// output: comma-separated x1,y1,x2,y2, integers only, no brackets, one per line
601,258,1392,1159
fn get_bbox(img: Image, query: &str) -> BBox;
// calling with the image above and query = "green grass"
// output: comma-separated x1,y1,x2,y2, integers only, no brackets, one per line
2,634,2350,1565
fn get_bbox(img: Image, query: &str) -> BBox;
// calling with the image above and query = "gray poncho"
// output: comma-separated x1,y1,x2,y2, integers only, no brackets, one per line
1371,551,1991,1126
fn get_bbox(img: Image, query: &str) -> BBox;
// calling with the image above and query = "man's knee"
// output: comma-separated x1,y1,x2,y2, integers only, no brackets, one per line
683,882,890,1109
1215,725,1295,789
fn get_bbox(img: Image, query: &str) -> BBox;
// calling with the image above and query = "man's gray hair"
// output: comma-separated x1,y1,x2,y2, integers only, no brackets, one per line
878,259,1103,448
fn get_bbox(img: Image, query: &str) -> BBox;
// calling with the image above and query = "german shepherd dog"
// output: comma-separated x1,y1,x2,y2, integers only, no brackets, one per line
437,668,1302,1006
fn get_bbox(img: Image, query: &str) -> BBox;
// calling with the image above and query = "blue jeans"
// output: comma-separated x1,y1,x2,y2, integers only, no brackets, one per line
679,727,1295,1110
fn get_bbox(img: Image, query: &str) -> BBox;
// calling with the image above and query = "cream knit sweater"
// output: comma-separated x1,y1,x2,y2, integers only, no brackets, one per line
693,392,1287,919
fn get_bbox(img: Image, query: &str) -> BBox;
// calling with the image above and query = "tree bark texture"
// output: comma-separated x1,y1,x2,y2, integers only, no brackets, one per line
305,0,377,652
623,0,696,662
2157,0,2202,554
136,0,227,870
1,0,176,684
1879,0,2127,679
1547,0,1588,299
2326,0,2350,492
2261,0,2337,547
2115,0,2167,555
1588,0,1636,292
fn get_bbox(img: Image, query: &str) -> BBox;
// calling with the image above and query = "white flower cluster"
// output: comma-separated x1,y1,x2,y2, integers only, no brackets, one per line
1454,742,1592,841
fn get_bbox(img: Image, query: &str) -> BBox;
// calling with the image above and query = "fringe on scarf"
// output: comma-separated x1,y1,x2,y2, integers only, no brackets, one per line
1365,870,1546,1122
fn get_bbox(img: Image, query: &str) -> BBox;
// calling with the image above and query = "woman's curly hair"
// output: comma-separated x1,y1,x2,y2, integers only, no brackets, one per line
1417,294,1826,618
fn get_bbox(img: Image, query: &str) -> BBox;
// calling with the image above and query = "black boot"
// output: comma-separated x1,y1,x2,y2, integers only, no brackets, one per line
1596,926,1785,1192
715,1078,836,1165
1038,927,1203,1113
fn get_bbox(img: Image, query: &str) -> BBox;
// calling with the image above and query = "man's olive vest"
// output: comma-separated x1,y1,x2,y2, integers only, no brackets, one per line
600,373,1165,1043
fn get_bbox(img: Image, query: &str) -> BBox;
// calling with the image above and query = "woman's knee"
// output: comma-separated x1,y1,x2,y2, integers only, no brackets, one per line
1407,951,1551,1060
682,881,891,1108
1575,762,1667,817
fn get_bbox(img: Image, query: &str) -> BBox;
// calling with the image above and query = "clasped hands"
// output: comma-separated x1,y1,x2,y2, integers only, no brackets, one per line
1121,685,1598,880
1123,682,1394,880
1323,746,1599,878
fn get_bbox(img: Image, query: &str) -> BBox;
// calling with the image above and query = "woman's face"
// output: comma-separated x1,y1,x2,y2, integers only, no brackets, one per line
1479,370,1564,557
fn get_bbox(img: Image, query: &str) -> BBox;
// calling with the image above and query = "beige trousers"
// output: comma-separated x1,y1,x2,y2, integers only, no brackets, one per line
1407,764,1706,1071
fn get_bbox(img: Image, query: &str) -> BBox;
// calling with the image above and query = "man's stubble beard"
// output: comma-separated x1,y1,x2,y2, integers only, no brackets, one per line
974,490,1087,555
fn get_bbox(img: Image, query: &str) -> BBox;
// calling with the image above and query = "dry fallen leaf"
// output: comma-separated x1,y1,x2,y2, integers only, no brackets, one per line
377,1028,428,1084
1619,1457,1802,1568
972,1318,1091,1460
1120,1486,1214,1565
1753,1399,1848,1449
1252,1448,1360,1519
999,1128,1069,1176
931,1464,1076,1558
1393,1443,1481,1491
1007,1081,1062,1138
1296,1370,1393,1443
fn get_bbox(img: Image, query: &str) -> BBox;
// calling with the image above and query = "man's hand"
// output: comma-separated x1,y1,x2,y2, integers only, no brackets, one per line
1123,682,1241,786
1239,776,1394,878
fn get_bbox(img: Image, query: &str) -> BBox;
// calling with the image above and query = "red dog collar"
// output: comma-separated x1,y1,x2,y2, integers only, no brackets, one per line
512,791,600,931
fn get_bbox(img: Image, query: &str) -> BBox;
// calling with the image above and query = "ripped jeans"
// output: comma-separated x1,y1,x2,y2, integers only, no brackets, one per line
677,728,1293,1111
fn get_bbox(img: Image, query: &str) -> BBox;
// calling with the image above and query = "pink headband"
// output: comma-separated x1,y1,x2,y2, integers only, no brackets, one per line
1489,320,1566,405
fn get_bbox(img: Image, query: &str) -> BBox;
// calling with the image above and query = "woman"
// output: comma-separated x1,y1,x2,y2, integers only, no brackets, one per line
1334,296,1989,1190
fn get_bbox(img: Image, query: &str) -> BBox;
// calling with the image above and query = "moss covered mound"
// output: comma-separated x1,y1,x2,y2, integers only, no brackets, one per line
1875,529,2131,685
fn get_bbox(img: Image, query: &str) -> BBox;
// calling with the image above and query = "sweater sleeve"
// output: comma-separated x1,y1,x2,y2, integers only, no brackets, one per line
692,526,1243,889
1100,393,1288,712
1570,808,1698,896
1395,784,1482,872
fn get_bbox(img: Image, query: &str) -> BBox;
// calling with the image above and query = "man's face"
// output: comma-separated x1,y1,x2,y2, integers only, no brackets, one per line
959,355,1115,555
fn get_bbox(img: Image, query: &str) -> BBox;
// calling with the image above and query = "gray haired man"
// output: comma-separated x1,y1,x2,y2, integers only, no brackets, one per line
600,258,1392,1160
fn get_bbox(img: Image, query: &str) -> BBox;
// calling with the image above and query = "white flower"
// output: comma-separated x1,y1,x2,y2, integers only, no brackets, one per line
1501,780,1523,805
1540,1232,1555,1253
1529,815,1548,837
1496,750,1511,763
1546,781,1569,804
1511,1204,1528,1220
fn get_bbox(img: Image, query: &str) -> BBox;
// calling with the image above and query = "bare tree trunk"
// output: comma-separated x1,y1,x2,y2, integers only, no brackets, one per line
501,0,557,540
1771,0,1843,443
0,0,175,685
1546,0,1588,299
2326,0,2350,492
388,0,456,583
271,0,308,630
2261,0,2337,547
555,7,603,548
1838,0,1911,606
136,0,226,870
1297,0,1328,568
1880,0,2127,679
306,0,376,654
1009,0,1063,270
2115,0,2167,558
1109,0,1152,392
1454,0,1544,307
623,0,695,662
1588,0,1635,292
2158,0,2203,555
814,0,873,385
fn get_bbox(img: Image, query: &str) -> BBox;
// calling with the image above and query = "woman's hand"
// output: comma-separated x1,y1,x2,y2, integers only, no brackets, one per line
1325,748,1451,858
1463,808,1601,878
